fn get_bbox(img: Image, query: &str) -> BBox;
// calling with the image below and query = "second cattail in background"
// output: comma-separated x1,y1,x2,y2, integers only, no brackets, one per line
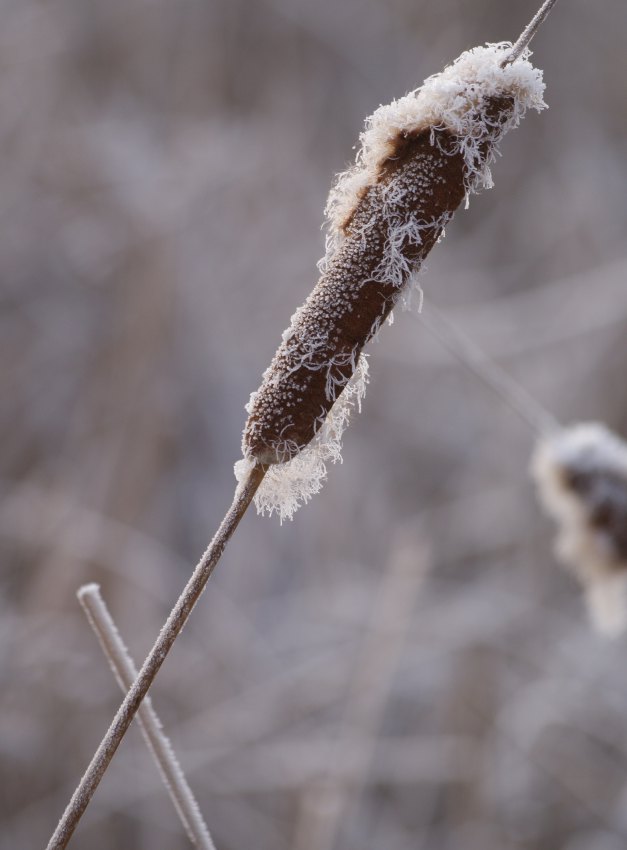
533,423,627,636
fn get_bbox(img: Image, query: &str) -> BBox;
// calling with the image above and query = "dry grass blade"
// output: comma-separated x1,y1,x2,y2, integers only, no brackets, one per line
77,584,216,850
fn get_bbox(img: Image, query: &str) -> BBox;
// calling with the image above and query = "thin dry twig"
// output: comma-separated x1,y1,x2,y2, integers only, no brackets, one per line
47,463,266,850
505,0,561,65
77,583,216,850
418,298,560,438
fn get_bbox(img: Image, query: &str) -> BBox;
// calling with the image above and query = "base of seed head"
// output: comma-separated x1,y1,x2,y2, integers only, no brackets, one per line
239,43,546,521
532,423,627,636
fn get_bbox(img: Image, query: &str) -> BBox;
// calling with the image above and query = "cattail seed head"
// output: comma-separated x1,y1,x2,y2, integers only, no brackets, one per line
532,423,627,635
237,43,546,521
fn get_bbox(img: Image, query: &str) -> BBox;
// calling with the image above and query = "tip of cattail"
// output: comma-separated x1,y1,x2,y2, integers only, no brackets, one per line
325,42,546,236
77,583,101,601
532,423,627,636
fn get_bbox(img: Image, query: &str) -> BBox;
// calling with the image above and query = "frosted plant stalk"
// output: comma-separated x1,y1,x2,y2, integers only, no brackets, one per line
77,584,216,850
46,3,560,846
505,0,561,65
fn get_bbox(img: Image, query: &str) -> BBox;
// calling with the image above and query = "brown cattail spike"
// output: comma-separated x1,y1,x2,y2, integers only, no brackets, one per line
238,44,546,521
244,128,466,465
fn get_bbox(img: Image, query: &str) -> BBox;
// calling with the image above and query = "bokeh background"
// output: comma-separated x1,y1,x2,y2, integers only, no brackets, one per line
2,0,627,848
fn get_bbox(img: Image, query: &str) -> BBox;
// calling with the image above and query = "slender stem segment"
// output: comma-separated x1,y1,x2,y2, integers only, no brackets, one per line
505,0,561,65
419,300,560,438
47,463,266,849
78,584,216,850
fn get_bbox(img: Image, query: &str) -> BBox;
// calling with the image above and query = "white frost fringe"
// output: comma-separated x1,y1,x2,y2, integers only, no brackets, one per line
532,423,627,636
236,356,369,522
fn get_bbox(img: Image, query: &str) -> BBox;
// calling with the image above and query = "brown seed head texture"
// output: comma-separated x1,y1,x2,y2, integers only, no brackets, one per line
244,97,512,465
562,466,627,563
236,46,545,521
534,425,627,568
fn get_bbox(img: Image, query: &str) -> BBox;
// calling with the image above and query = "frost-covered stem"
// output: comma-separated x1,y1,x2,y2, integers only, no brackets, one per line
47,463,266,850
505,0,561,65
77,584,216,850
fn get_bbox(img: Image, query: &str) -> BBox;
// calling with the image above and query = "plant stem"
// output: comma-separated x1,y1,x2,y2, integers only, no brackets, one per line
77,583,216,849
505,0,561,65
47,462,266,850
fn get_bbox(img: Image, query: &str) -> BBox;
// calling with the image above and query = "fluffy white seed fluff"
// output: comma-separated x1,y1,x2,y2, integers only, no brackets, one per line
235,356,369,522
239,43,546,521
532,423,627,636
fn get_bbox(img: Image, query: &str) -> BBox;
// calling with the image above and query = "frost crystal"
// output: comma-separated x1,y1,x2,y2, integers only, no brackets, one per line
532,423,627,636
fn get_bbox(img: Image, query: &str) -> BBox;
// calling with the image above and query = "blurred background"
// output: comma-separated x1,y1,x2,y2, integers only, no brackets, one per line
2,0,627,847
